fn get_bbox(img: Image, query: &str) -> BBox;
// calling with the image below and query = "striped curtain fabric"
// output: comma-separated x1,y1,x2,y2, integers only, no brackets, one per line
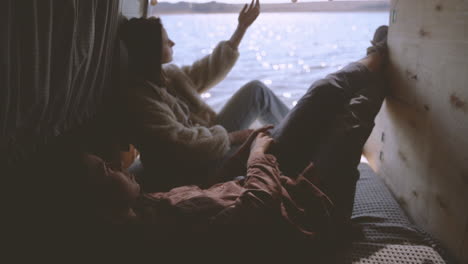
0,0,120,164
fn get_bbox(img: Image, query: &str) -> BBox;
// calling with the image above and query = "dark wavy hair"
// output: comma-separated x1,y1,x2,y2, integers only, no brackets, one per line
120,17,165,86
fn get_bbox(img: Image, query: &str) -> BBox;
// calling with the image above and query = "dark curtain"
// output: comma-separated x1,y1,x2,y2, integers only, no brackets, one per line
0,0,120,164
1,1,126,261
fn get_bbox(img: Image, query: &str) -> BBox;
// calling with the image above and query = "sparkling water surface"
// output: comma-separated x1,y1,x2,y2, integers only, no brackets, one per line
162,12,389,111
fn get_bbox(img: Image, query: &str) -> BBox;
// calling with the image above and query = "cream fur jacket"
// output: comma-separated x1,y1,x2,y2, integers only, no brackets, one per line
129,41,239,187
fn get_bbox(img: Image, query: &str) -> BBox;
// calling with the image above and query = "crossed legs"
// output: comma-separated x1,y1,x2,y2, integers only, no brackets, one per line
270,51,387,226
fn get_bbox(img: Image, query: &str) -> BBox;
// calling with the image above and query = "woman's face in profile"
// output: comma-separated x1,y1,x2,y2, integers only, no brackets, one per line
161,27,175,64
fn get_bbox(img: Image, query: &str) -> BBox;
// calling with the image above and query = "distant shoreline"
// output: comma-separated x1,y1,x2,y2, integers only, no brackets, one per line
150,1,390,15
152,10,390,15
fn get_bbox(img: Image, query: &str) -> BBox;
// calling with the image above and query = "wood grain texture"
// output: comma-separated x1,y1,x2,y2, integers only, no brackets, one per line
365,0,468,262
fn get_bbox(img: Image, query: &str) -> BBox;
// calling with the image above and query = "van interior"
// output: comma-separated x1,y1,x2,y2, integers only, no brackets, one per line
2,0,467,263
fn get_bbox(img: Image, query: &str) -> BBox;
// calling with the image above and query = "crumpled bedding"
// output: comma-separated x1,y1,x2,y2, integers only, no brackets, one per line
129,160,453,263
345,164,451,264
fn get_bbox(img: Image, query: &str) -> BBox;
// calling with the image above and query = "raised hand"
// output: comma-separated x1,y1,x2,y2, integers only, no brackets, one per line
229,0,261,49
238,0,261,30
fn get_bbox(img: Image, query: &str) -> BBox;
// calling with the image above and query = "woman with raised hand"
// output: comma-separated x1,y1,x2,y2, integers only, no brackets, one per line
121,0,289,192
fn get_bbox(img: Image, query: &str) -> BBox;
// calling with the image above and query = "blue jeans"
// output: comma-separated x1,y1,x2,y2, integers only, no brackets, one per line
215,80,290,132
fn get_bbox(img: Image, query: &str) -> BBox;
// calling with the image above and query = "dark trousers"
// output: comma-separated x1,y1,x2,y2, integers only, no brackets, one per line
270,62,386,223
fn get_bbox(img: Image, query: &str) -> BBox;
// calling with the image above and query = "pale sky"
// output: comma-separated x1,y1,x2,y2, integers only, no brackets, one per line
160,0,361,3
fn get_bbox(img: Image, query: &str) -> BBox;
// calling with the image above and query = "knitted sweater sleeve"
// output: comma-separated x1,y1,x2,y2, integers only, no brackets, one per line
181,41,239,93
135,91,231,161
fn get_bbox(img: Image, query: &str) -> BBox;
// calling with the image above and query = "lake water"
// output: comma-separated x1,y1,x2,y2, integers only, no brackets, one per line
162,12,389,111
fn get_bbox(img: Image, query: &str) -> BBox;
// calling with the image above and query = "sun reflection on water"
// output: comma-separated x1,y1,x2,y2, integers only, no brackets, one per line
164,12,388,110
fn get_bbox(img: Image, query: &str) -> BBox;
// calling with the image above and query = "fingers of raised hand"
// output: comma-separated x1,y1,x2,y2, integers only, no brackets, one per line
240,4,247,14
254,0,260,14
252,0,260,14
245,0,259,14
239,0,260,26
248,0,255,12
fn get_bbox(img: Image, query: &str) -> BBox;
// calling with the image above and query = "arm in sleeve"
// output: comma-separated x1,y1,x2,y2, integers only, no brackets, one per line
210,153,283,225
181,41,239,93
138,98,231,161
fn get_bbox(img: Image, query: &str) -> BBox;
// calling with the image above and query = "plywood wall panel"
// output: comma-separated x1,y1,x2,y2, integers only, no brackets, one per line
365,0,468,262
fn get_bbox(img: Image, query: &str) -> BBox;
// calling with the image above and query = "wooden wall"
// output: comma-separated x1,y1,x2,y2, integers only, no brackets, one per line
365,0,468,262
